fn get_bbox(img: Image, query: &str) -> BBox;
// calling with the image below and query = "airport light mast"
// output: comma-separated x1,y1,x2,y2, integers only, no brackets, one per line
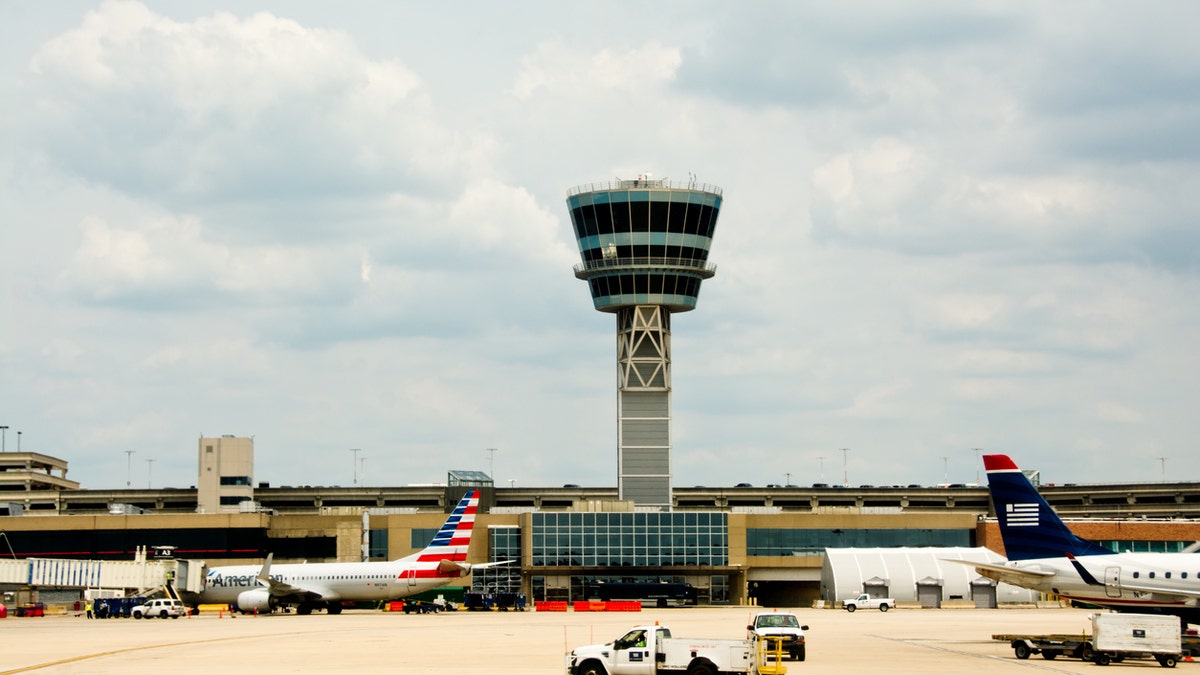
566,175,723,509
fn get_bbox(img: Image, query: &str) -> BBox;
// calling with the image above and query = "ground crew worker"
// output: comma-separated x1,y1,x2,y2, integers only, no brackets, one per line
85,600,93,619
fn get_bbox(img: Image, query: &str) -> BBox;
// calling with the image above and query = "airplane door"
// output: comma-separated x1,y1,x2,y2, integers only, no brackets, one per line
1104,566,1122,598
401,569,417,588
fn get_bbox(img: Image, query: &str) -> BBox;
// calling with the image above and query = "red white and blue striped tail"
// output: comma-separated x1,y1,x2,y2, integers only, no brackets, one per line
413,490,478,564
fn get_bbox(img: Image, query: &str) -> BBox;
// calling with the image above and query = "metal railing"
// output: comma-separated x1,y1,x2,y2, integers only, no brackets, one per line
567,179,722,197
573,256,718,276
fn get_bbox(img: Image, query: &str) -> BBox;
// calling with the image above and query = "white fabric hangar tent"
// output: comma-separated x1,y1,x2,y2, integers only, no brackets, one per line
820,547,1039,606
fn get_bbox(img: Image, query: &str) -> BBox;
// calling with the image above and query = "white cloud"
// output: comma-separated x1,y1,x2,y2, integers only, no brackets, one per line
58,212,359,308
2,1,1198,490
23,1,474,212
511,40,681,99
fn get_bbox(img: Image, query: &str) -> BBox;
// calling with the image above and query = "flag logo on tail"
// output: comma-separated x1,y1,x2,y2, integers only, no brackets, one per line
1006,502,1039,526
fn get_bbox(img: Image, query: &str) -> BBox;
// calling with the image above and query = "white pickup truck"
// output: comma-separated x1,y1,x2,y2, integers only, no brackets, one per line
747,611,809,661
567,624,769,675
842,593,894,612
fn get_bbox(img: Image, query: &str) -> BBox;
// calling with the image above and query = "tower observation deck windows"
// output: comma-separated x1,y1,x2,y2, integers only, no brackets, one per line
611,196,631,235
588,275,702,303
649,201,669,233
570,190,721,239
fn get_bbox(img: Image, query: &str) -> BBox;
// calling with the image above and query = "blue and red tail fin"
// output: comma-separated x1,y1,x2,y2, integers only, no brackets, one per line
983,454,1111,561
411,490,478,564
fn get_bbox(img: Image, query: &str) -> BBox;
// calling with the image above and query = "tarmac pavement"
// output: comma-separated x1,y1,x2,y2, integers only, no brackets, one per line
1,605,1193,674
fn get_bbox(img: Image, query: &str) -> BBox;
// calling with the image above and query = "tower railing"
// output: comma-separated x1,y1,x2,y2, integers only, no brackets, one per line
573,256,718,277
567,179,723,197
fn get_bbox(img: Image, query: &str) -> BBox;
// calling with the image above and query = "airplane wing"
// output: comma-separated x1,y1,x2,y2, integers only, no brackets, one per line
255,553,337,602
942,558,1056,587
436,559,516,575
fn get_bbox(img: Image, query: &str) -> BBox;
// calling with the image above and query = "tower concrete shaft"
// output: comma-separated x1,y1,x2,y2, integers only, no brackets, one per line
566,177,723,509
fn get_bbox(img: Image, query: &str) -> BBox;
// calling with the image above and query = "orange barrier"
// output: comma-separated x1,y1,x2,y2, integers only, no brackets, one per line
535,601,568,612
570,601,642,612
605,601,642,612
388,601,404,612
573,601,607,612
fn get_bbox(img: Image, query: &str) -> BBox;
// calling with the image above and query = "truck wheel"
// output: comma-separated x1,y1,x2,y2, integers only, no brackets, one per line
1095,653,1111,666
845,604,856,612
1078,643,1094,661
1157,654,1178,668
1014,642,1031,660
879,603,890,612
794,646,805,661
159,610,169,619
577,660,606,675
1041,650,1058,660
687,664,716,675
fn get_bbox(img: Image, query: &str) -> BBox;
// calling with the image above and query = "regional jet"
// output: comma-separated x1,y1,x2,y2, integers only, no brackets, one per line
949,454,1200,625
187,490,505,614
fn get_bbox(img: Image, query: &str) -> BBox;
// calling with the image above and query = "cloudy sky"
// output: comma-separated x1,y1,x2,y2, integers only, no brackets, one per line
1,1,1197,492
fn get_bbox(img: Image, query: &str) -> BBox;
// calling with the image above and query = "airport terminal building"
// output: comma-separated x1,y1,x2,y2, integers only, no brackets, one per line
4,449,1200,608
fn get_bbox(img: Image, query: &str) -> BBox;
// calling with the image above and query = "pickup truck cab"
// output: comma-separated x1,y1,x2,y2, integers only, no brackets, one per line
747,611,809,661
567,624,765,675
842,593,893,612
132,598,187,619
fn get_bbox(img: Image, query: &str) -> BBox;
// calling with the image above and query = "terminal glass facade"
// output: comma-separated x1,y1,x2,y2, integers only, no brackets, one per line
472,526,522,593
531,512,727,567
747,528,972,556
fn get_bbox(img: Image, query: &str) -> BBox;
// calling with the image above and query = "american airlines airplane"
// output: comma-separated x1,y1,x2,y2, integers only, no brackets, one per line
953,454,1200,625
186,490,503,614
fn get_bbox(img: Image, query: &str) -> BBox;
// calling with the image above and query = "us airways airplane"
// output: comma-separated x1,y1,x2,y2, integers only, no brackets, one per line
185,490,503,614
951,454,1200,625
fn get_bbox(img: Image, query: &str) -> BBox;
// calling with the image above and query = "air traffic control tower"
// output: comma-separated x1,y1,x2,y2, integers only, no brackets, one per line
567,176,723,509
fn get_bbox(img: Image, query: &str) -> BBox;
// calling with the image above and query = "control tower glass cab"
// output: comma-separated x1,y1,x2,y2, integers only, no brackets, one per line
566,177,723,509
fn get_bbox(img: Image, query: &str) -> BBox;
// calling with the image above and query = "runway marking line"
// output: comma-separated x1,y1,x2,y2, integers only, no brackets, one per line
0,628,338,674
867,634,1080,672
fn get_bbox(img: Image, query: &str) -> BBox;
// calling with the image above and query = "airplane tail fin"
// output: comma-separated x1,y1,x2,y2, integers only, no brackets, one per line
404,490,479,564
983,454,1110,560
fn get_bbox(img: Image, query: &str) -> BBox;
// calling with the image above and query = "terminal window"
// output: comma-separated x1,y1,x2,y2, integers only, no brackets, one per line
530,512,728,567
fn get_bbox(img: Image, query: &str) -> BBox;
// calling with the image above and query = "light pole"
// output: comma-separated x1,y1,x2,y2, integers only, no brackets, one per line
17,431,21,452
349,448,361,486
817,456,826,482
0,426,7,452
841,448,849,486
973,448,982,484
509,478,516,489
145,458,155,489
942,456,949,485
358,456,367,487
125,450,135,488
487,448,497,481
1158,457,1167,480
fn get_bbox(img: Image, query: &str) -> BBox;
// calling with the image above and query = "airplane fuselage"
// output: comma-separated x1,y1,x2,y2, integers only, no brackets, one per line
190,558,466,606
983,551,1200,621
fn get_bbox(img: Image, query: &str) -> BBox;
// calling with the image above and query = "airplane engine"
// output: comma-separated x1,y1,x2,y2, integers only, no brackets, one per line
236,589,275,613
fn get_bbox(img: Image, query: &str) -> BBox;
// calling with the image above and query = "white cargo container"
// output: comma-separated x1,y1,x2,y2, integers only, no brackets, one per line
1091,612,1182,667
